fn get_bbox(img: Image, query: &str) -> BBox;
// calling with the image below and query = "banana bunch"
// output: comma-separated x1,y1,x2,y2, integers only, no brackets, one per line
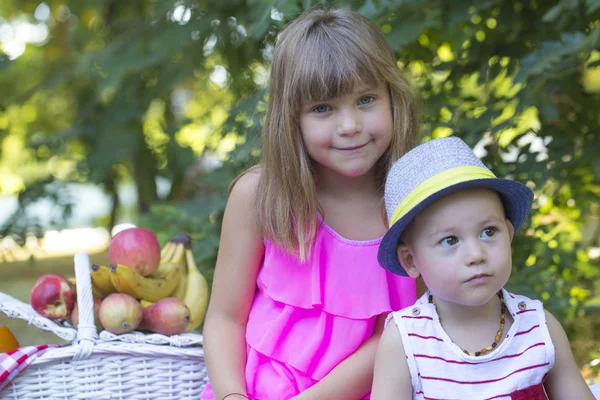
88,233,210,333
90,264,116,298
182,239,209,332
67,276,104,299
134,235,209,332
108,241,186,302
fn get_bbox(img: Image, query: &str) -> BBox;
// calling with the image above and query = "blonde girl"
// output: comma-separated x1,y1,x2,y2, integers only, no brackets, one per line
202,8,419,400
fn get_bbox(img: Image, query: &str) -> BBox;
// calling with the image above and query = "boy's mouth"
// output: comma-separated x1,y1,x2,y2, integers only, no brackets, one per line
465,273,491,283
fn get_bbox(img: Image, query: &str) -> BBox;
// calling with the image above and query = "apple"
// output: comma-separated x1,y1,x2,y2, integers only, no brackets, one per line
140,297,190,336
98,293,143,334
30,274,75,320
70,298,102,331
109,227,161,276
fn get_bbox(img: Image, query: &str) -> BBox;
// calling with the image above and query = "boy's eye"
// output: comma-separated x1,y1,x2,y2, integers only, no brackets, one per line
312,104,331,113
481,227,497,238
441,236,458,247
358,96,374,105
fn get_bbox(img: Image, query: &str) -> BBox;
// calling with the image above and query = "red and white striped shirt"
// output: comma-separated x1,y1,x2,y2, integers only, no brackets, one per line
387,289,554,400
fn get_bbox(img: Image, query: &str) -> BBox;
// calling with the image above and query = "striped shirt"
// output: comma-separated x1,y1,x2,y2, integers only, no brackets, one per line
388,288,555,400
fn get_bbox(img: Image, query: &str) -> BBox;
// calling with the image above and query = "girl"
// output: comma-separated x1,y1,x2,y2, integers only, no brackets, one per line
202,8,419,400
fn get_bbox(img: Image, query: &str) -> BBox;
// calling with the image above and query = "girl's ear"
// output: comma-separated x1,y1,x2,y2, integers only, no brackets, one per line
397,244,420,278
506,219,515,242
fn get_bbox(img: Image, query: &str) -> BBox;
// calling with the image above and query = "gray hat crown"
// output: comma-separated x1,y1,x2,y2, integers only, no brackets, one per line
384,137,487,222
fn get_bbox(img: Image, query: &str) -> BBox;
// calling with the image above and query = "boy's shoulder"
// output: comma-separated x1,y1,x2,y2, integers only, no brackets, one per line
386,289,546,324
502,290,545,313
385,292,434,328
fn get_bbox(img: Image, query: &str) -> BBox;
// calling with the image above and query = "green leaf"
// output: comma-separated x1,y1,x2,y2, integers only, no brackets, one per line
515,32,586,82
542,5,563,22
358,0,378,19
386,18,421,51
247,3,275,39
0,54,10,71
588,59,600,68
586,0,600,13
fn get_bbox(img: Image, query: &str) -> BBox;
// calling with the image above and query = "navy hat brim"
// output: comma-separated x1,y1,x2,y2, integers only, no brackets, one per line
377,178,534,276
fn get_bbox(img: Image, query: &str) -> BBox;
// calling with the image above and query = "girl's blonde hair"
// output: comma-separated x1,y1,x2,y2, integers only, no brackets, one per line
255,8,419,259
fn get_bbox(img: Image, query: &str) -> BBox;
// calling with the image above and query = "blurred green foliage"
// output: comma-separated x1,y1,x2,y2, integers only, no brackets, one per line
0,0,599,377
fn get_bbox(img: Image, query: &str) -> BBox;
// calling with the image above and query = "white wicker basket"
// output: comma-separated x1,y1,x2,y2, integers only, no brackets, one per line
0,252,208,400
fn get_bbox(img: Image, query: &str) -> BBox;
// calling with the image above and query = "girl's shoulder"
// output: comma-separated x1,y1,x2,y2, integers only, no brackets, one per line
229,165,262,199
224,166,263,231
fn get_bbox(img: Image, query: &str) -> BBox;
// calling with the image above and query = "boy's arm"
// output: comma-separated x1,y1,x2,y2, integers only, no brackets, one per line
543,310,595,400
371,320,413,399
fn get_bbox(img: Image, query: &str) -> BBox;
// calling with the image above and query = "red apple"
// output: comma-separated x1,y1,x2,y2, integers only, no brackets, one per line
140,297,190,336
98,293,143,334
71,298,102,331
30,274,75,320
109,227,161,276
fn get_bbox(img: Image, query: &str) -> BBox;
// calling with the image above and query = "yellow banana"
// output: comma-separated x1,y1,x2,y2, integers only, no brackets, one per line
109,243,186,302
67,277,104,299
160,241,175,263
169,272,188,301
183,247,209,332
139,299,153,308
90,264,117,296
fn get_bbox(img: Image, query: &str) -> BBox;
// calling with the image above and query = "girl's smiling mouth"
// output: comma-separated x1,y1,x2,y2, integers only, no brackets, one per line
334,142,369,151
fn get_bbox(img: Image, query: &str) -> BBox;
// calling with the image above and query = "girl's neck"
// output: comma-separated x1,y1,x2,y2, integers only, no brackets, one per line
314,166,387,241
315,165,381,199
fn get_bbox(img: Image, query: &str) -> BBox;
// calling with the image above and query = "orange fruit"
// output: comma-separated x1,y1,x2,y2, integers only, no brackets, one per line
0,323,20,353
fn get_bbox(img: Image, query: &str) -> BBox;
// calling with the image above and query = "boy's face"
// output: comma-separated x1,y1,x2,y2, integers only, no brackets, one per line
397,188,515,307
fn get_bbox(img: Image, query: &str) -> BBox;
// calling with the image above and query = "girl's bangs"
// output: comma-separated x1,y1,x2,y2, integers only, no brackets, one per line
293,43,381,108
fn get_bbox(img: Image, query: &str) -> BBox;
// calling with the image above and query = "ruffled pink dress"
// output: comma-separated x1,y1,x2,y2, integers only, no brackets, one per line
201,219,416,400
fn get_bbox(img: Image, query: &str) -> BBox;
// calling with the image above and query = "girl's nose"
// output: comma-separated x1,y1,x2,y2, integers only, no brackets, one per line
337,108,361,136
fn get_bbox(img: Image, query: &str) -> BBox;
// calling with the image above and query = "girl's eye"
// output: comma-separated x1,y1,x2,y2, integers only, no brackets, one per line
312,104,331,113
481,227,497,238
358,96,374,105
440,236,458,247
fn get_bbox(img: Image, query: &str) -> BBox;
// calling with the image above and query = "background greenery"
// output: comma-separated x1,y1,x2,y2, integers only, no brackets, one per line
0,0,599,381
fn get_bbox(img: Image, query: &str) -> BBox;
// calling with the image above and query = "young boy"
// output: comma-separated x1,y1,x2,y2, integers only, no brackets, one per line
371,137,595,399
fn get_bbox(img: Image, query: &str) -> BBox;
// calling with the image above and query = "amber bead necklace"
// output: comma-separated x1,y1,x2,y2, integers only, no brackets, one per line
429,291,506,357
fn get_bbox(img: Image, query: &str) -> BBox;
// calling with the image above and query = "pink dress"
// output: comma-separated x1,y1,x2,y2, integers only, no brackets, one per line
201,218,416,400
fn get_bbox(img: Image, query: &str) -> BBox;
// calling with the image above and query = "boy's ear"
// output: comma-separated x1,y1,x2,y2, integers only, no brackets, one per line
506,219,515,242
396,244,421,279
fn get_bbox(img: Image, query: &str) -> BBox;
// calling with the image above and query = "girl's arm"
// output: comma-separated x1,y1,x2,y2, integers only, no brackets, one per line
292,314,409,400
202,170,265,399
371,321,413,399
290,314,386,400
543,310,595,399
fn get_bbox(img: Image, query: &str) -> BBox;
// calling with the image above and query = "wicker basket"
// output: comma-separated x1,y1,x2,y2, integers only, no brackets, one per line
0,252,208,400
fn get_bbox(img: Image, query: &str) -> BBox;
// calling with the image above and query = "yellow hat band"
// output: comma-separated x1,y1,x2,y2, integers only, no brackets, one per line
389,166,497,226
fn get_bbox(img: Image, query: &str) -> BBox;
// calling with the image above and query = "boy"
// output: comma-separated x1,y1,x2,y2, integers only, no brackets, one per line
371,137,595,399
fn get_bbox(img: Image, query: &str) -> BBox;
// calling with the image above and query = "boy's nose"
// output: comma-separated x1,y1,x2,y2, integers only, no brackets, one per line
337,109,361,136
465,240,485,266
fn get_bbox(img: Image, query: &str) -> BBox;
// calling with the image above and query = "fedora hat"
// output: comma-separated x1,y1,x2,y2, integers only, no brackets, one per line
378,136,534,276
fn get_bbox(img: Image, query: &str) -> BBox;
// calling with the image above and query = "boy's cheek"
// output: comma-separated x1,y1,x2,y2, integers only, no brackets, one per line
432,266,458,285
